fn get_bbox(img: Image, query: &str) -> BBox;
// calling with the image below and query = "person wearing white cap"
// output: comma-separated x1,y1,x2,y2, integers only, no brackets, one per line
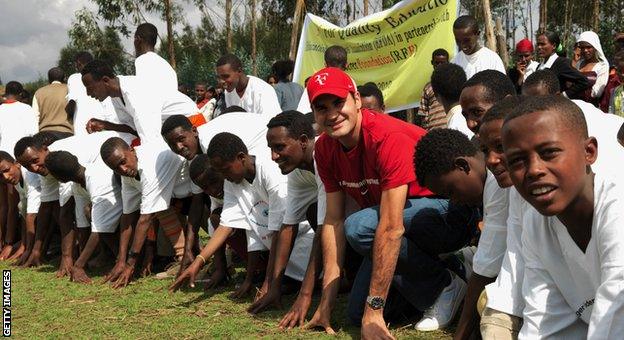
575,31,610,106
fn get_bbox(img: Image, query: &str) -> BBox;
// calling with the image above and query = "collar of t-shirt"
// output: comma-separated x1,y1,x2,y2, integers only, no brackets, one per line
447,104,462,121
539,54,559,70
464,47,484,62
51,81,62,85
2,99,17,104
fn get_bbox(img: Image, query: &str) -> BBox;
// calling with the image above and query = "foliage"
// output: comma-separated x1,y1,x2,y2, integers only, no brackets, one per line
57,8,133,76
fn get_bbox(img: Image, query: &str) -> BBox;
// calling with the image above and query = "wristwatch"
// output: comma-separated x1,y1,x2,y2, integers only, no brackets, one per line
366,296,386,310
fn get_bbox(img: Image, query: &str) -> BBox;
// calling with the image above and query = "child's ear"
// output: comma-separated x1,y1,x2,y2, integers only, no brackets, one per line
584,137,598,165
453,157,471,174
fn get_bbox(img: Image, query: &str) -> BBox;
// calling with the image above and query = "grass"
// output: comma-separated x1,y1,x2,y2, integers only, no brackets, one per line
2,258,453,339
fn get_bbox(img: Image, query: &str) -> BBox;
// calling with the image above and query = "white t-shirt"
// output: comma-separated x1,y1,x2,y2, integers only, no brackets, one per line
172,159,203,199
522,60,540,82
519,174,624,340
224,75,281,117
573,99,623,176
446,104,474,139
485,187,528,317
198,113,270,156
0,101,38,153
15,167,41,215
121,143,185,214
39,131,135,203
134,51,178,93
111,76,195,144
72,159,123,233
451,47,506,80
67,73,115,136
219,156,313,281
472,170,509,278
296,90,312,114
282,160,326,226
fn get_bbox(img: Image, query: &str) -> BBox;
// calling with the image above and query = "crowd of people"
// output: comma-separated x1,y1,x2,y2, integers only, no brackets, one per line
1,15,624,340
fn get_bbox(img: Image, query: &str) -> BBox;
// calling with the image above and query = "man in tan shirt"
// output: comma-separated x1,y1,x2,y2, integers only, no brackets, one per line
32,68,73,136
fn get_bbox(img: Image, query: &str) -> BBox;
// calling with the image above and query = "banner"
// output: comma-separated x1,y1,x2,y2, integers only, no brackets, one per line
293,0,457,112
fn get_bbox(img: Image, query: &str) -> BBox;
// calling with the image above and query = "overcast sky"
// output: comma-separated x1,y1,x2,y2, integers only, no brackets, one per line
0,0,213,83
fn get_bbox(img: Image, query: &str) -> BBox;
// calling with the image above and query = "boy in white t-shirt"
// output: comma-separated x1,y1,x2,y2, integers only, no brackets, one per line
415,128,510,339
170,133,313,298
216,53,281,116
0,151,41,263
502,95,624,339
249,111,324,317
451,15,506,79
430,64,474,139
44,151,123,284
100,137,186,288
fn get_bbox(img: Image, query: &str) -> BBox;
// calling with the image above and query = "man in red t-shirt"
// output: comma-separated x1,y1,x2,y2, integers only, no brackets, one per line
308,67,477,337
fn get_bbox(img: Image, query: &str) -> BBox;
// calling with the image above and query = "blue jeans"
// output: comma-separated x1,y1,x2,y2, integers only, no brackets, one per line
344,197,478,325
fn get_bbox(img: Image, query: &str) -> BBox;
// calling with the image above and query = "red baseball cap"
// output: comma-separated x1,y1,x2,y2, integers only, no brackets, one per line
306,67,356,104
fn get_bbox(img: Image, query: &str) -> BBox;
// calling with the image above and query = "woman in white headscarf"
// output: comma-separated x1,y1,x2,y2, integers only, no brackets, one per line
576,31,610,105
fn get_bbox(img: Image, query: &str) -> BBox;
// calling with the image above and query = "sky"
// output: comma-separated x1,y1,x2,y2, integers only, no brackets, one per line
0,0,209,83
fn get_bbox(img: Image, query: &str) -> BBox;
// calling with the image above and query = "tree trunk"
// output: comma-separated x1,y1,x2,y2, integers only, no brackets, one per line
226,0,232,52
482,0,497,52
250,0,257,76
289,0,305,61
363,0,369,16
164,0,176,69
539,0,547,33
592,0,599,31
496,17,509,66
528,0,533,38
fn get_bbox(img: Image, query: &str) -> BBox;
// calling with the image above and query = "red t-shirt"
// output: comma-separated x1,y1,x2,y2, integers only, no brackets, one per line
315,108,432,209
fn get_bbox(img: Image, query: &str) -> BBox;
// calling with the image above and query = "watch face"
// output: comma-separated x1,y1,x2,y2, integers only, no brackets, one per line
368,296,385,309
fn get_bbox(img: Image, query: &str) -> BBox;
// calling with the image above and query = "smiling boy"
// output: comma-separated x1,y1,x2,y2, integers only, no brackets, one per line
502,95,624,339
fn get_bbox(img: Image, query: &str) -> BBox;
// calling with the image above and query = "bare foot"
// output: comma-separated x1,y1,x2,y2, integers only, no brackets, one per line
56,256,73,278
70,266,92,284
8,243,24,260
0,244,13,260
22,252,42,268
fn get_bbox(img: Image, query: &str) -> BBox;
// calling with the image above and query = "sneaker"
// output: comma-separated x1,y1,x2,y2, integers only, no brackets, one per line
415,271,467,331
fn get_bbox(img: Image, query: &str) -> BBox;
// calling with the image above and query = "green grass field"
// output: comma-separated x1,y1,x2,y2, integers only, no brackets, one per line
1,257,454,339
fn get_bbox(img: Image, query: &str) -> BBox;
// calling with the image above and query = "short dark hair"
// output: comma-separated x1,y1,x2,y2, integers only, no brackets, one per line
267,110,314,139
216,53,243,71
482,96,522,124
100,137,130,161
81,60,116,80
523,69,560,95
135,23,158,47
14,132,57,159
453,15,479,33
75,51,94,65
220,105,246,115
161,114,193,136
48,67,65,83
414,128,478,187
0,151,15,163
358,83,385,108
431,63,467,104
324,45,348,69
4,81,24,96
206,132,248,162
272,60,295,81
45,151,81,181
14,137,36,159
432,48,449,59
504,95,588,139
463,70,516,104
540,31,560,48
189,154,221,183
